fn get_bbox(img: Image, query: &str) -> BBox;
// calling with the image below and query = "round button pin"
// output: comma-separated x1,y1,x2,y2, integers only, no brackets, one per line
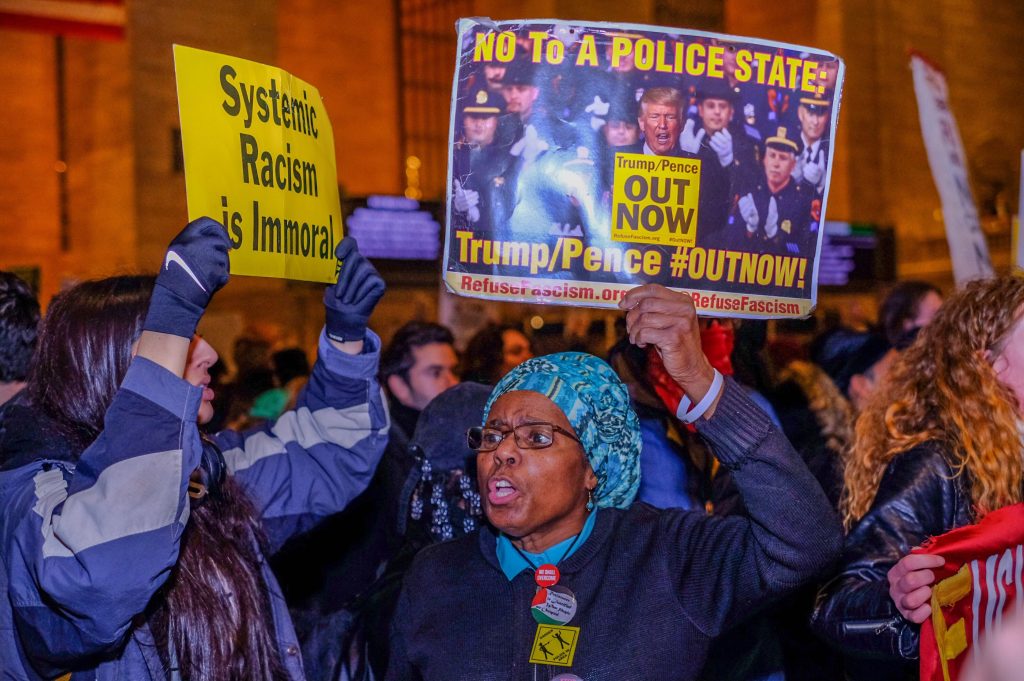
535,564,560,588
531,584,578,625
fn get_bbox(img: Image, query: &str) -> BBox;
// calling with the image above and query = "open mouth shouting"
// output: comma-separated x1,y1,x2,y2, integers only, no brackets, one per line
487,477,521,505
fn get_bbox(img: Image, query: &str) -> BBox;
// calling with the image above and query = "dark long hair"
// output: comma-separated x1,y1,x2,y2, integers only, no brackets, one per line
878,280,941,345
27,275,286,679
27,276,154,452
150,476,289,681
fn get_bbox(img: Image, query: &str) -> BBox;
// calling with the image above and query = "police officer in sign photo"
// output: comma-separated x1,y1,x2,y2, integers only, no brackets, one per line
452,88,517,233
730,125,817,257
791,95,832,195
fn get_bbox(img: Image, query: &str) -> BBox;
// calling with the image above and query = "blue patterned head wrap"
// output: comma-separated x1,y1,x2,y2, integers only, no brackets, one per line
483,352,642,509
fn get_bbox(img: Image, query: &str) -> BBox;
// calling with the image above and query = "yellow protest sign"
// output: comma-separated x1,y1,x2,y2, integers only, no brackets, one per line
612,153,701,248
174,45,342,283
446,19,848,318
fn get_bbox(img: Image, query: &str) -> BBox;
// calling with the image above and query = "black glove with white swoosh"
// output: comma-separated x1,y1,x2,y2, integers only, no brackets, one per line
323,237,385,343
143,217,231,339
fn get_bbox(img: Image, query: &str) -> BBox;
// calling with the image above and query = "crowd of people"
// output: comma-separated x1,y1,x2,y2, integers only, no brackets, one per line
1,226,1023,681
452,28,837,260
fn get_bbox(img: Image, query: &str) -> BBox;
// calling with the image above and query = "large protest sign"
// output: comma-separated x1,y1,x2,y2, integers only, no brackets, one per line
443,19,844,317
914,503,1024,681
174,45,342,283
910,52,993,286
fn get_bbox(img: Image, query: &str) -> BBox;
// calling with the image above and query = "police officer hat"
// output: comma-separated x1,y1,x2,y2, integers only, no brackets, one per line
765,125,801,154
696,78,736,103
501,58,537,86
799,96,831,115
462,89,505,117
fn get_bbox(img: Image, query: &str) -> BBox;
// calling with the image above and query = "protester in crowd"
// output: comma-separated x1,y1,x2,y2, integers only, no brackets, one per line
611,314,798,681
609,316,778,511
793,328,897,456
375,320,461,532
461,322,534,385
769,328,920,681
773,359,854,509
0,271,39,410
249,347,312,423
762,359,848,681
767,316,819,369
812,274,1024,680
212,334,275,432
273,346,311,408
811,327,877,392
731,318,775,400
878,279,943,346
771,332,904,681
0,218,388,680
607,338,712,512
832,332,898,413
330,381,493,680
275,321,459,679
382,322,460,422
387,284,842,680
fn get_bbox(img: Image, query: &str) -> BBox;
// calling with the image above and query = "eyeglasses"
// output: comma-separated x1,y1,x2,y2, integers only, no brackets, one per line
467,422,582,452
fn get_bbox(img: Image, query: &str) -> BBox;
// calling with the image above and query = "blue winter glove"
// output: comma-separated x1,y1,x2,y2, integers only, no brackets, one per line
143,217,231,339
324,237,385,343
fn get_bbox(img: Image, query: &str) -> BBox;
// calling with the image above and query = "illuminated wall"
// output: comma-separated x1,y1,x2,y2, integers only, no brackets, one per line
726,0,1023,286
1,0,1021,353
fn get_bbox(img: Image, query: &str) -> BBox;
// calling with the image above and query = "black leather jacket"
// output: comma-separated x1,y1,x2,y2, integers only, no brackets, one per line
811,441,973,674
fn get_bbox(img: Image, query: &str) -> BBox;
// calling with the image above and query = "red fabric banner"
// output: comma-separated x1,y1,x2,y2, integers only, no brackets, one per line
914,502,1024,681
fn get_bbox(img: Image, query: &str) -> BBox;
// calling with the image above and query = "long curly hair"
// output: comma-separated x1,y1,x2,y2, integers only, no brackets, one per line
842,274,1024,527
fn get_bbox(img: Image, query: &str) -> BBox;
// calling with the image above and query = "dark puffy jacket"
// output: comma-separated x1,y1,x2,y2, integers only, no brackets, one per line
811,441,973,679
0,331,388,681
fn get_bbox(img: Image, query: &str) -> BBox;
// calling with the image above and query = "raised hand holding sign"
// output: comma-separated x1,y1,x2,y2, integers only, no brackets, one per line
143,217,231,339
323,237,386,346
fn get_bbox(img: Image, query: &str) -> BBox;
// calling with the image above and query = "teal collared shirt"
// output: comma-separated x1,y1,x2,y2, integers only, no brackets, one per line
496,510,598,581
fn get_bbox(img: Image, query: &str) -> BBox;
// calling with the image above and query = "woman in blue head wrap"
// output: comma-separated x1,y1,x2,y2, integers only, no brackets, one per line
476,350,642,554
387,285,842,681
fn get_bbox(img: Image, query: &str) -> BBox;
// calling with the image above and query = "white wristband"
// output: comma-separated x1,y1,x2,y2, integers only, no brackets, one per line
675,369,724,424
